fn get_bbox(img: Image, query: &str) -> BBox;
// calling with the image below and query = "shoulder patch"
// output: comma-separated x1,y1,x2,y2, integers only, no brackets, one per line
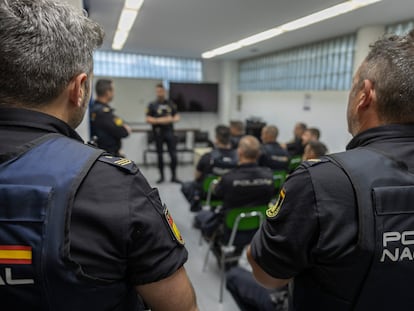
266,188,286,218
164,207,185,245
98,155,138,174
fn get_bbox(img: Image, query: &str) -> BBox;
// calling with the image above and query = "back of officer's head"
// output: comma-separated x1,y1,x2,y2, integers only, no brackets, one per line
0,0,104,108
261,125,278,143
238,135,261,162
359,29,414,124
303,141,328,160
215,125,231,146
95,80,113,97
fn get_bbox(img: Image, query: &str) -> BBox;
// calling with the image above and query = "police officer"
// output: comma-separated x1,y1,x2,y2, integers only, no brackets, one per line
258,125,289,171
146,84,181,183
283,122,307,157
198,136,274,261
0,1,198,310
181,125,238,211
248,30,414,310
195,125,238,181
90,79,131,156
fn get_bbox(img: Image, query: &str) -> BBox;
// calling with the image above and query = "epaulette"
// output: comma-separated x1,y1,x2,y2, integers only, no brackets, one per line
300,157,330,169
98,155,139,174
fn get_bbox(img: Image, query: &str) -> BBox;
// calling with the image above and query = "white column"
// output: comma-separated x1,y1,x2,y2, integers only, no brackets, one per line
219,60,238,124
353,26,385,74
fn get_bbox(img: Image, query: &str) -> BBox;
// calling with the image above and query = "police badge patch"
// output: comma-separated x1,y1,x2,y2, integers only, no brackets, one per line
266,188,286,218
164,208,185,245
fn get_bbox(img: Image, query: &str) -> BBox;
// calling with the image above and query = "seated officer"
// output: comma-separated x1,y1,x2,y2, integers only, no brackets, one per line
0,1,197,310
181,125,237,211
303,140,328,160
258,125,289,171
229,120,245,149
198,135,274,262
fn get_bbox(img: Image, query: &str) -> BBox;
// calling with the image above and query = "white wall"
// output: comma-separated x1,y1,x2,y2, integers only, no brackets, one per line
232,91,353,153
95,76,221,163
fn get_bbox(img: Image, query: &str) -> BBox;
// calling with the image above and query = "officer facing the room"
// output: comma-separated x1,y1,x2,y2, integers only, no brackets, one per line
146,83,181,183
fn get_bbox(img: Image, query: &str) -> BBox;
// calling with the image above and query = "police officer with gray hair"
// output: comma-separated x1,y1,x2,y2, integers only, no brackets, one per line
0,1,198,310
248,29,414,310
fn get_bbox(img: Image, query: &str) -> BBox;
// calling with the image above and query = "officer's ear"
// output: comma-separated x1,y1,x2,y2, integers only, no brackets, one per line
68,73,88,107
357,79,376,111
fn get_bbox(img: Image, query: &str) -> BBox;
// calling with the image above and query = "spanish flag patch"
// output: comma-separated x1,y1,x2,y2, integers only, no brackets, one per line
164,208,185,245
0,245,32,265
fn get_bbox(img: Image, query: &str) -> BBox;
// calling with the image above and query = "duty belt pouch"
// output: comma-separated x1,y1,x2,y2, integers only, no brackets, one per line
328,148,414,311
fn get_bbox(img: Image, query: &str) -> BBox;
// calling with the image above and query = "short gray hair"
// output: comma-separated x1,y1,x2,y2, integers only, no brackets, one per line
360,29,414,123
0,0,104,107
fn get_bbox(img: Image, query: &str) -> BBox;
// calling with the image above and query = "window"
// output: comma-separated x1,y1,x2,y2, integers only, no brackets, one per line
93,51,202,82
238,34,355,91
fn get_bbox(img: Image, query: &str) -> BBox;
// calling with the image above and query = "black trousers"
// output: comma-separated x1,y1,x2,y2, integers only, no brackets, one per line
154,129,177,178
226,267,281,311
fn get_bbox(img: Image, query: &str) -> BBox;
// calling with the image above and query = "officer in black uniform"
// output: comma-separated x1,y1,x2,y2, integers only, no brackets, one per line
195,125,238,180
284,122,307,157
248,30,414,311
0,1,198,310
181,125,238,211
258,125,289,171
90,79,131,156
146,84,181,183
198,135,274,260
229,120,245,149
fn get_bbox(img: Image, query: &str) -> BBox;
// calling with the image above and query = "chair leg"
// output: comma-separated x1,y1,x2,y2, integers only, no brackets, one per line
202,239,214,272
219,251,226,303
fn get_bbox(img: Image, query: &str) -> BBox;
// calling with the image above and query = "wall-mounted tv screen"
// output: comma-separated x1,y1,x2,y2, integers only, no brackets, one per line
169,82,219,112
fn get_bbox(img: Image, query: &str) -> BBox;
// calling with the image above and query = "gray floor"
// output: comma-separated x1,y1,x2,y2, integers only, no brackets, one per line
139,164,241,311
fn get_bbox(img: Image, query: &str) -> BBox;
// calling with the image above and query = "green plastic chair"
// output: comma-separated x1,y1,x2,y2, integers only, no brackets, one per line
202,205,268,302
201,175,222,209
273,170,287,192
288,155,302,172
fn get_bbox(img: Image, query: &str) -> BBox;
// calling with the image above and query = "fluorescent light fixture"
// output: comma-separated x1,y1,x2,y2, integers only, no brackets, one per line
238,28,284,46
202,0,382,58
112,30,129,50
118,9,138,32
112,0,144,50
125,0,144,10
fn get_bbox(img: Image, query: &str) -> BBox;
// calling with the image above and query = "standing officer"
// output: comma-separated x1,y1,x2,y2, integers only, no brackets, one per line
146,84,181,183
90,79,131,156
248,30,414,310
0,1,198,310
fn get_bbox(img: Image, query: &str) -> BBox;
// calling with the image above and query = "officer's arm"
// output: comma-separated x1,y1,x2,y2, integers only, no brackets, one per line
146,115,176,125
247,245,291,289
136,266,198,311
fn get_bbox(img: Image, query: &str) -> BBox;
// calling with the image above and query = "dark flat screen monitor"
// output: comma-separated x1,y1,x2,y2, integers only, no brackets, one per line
169,82,219,112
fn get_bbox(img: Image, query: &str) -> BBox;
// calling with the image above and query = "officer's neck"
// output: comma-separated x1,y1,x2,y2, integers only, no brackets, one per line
96,96,110,105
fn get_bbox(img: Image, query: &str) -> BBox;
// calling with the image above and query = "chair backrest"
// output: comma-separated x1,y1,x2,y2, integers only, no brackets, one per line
202,175,219,193
224,205,268,247
202,176,222,208
273,170,287,190
288,155,302,172
224,205,267,231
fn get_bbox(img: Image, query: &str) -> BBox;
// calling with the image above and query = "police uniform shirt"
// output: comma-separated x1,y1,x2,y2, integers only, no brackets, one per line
258,142,290,171
146,99,177,132
214,163,274,211
0,108,187,285
196,148,237,180
250,124,414,308
90,100,129,154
